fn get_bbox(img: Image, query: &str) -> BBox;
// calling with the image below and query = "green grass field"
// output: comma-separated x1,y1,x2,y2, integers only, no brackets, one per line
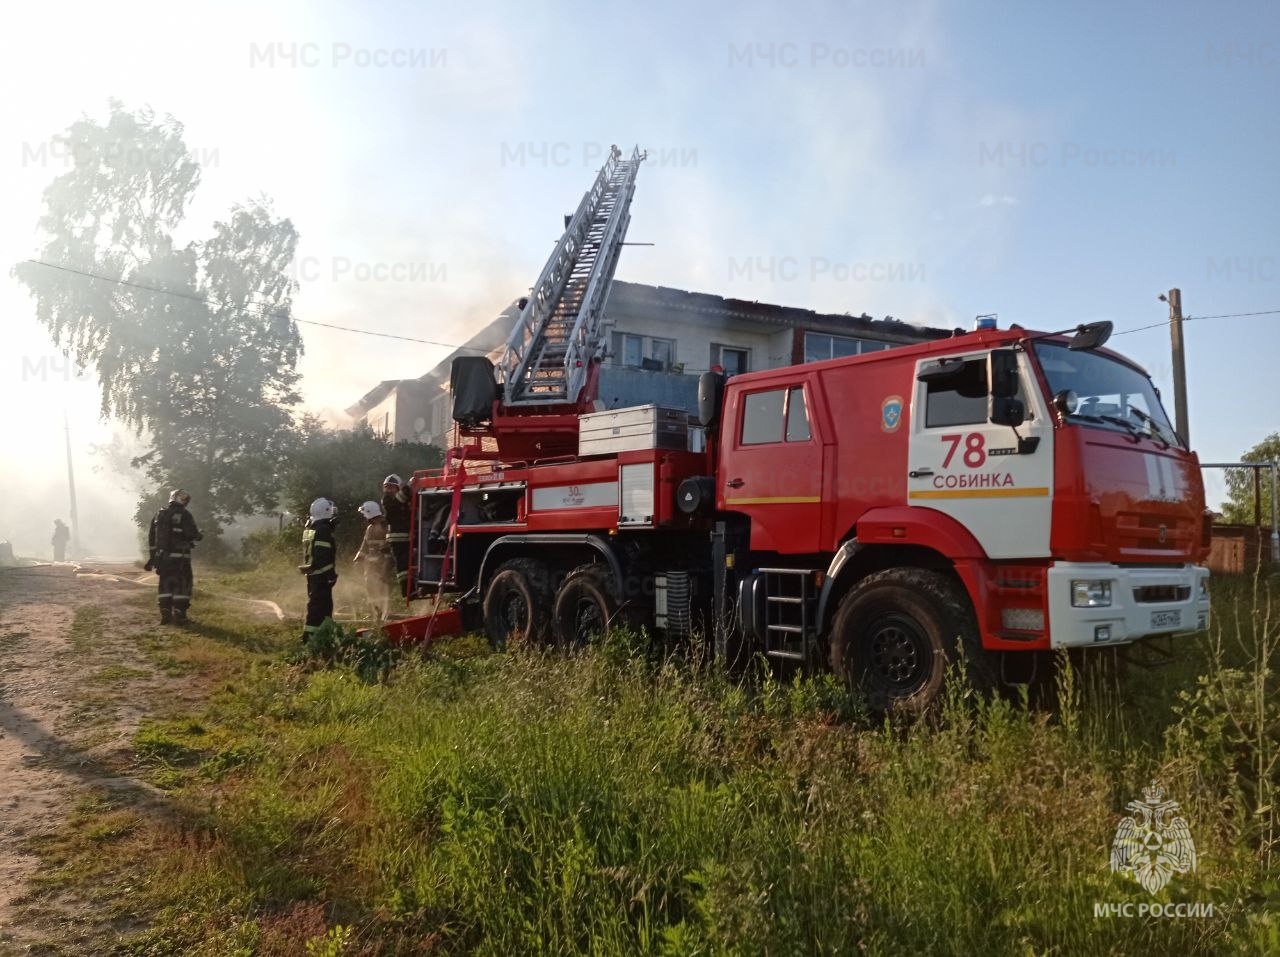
27,572,1280,955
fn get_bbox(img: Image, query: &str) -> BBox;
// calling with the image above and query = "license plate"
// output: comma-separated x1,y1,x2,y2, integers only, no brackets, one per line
1151,610,1181,629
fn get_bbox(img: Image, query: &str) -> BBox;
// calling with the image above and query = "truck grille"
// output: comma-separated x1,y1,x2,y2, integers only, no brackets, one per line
1115,513,1194,553
1133,585,1191,604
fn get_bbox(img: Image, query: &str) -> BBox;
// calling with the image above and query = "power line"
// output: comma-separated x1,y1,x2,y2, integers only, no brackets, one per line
1111,307,1280,337
1186,308,1280,321
20,259,492,352
1112,319,1172,336
286,315,490,350
25,258,251,309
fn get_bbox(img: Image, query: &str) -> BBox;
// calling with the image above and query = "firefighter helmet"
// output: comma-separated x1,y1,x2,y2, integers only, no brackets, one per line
169,489,191,506
309,498,337,521
382,474,402,488
357,500,383,520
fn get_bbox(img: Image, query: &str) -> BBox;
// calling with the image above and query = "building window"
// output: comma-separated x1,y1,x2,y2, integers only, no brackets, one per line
923,358,988,428
650,337,672,369
713,344,750,375
741,387,810,445
615,333,675,371
804,332,891,362
622,334,644,367
430,396,449,438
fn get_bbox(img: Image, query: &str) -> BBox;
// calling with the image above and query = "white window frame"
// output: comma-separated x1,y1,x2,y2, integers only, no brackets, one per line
649,337,673,369
615,333,676,370
805,331,890,362
716,344,750,375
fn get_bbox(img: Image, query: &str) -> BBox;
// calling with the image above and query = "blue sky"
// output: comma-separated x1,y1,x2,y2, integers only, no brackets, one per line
1,0,1278,548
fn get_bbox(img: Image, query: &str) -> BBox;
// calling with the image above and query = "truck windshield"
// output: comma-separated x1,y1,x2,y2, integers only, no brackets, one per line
1032,342,1182,448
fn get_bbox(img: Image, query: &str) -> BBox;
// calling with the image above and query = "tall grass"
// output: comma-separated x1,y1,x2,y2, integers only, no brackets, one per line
74,575,1280,953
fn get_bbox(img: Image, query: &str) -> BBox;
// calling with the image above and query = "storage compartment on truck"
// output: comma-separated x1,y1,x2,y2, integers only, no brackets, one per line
578,404,689,456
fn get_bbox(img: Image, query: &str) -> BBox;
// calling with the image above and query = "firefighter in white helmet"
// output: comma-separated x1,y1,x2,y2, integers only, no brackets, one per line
147,489,202,625
380,474,411,600
299,497,338,642
353,500,392,620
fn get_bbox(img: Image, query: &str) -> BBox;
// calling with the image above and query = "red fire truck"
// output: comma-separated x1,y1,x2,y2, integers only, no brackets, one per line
398,147,1211,713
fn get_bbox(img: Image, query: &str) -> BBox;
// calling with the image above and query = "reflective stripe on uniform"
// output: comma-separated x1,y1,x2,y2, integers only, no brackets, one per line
386,532,409,542
308,564,335,575
157,593,172,599
303,624,320,633
312,541,332,548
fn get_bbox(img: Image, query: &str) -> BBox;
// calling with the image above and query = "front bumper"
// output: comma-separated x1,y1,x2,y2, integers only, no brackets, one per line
1045,562,1210,649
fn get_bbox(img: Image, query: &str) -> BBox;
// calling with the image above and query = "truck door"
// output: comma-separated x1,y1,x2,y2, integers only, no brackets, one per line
907,348,1053,559
719,382,823,553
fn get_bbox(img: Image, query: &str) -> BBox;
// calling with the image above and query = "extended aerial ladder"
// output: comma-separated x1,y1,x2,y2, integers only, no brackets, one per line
385,146,647,641
451,145,647,461
499,145,645,408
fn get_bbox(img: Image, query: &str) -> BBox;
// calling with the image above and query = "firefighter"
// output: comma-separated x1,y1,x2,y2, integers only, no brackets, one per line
353,500,392,620
299,497,338,642
147,490,202,625
51,519,70,561
380,474,411,599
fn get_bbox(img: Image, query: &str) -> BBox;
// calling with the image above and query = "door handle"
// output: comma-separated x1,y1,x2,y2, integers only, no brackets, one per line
726,478,745,489
909,468,934,478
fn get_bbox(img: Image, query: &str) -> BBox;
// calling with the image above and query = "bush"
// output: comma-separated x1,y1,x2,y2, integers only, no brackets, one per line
281,423,442,554
241,524,302,565
299,619,401,684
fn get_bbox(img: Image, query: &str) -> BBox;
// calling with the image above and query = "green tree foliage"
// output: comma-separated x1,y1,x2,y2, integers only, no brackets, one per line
279,418,443,552
13,102,303,536
1221,433,1280,525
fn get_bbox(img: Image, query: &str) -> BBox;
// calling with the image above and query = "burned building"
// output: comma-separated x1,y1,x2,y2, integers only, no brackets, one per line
346,281,953,447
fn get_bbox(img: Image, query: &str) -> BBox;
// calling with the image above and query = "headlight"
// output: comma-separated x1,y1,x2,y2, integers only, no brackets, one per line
1071,579,1112,607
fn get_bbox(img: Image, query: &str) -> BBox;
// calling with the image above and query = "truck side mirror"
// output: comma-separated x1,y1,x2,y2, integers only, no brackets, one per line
991,396,1026,428
988,349,1020,399
698,371,726,428
1068,320,1113,351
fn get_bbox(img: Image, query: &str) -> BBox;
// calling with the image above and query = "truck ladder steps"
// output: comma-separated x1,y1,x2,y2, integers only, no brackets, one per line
757,568,819,663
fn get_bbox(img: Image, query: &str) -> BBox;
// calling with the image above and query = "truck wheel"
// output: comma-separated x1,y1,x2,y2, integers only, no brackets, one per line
552,564,619,649
829,568,989,716
483,558,552,649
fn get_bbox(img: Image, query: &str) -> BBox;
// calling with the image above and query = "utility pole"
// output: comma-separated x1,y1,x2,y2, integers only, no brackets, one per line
63,411,81,558
1165,287,1190,447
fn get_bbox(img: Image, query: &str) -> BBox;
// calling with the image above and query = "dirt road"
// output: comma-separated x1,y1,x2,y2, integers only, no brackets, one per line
0,563,160,951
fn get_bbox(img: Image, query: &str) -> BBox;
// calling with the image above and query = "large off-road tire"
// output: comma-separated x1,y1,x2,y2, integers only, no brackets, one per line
483,558,553,649
551,563,620,649
828,568,991,716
